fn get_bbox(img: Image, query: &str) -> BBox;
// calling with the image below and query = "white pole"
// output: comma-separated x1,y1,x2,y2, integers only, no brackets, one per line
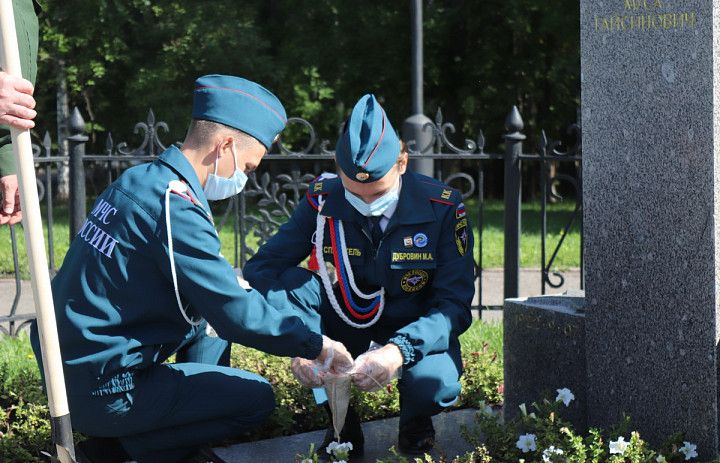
0,2,76,462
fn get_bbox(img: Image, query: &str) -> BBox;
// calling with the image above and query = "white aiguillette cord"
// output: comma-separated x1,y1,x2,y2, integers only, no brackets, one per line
165,180,203,326
314,209,385,329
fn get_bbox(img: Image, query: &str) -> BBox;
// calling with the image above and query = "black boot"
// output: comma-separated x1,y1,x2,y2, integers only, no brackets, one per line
398,416,435,455
75,437,131,463
317,403,364,460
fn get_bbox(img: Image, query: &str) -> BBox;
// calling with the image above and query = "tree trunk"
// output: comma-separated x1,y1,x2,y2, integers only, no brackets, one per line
55,59,70,201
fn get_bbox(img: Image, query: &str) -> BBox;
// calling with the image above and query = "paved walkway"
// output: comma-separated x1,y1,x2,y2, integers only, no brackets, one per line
0,268,582,323
213,408,479,463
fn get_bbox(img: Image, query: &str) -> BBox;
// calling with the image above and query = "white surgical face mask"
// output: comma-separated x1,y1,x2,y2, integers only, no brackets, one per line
344,178,400,217
203,142,248,201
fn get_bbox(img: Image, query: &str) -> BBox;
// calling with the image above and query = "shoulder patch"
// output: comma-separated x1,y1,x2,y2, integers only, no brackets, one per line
307,173,339,210
420,179,462,206
169,180,202,208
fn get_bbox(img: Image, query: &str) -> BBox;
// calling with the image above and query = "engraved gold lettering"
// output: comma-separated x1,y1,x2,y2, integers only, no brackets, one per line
594,9,696,33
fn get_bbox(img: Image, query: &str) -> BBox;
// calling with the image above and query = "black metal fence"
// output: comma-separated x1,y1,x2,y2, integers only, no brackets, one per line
1,106,582,336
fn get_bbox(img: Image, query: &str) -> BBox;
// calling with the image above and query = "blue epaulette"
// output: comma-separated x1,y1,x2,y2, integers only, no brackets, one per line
417,178,463,206
306,174,339,210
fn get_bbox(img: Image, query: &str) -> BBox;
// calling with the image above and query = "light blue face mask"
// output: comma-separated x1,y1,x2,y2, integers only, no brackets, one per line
344,179,400,217
203,142,249,201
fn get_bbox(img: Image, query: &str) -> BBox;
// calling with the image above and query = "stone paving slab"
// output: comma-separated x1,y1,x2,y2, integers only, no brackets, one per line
213,408,479,463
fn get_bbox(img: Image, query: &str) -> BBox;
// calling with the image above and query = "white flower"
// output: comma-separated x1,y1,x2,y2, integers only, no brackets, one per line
542,446,564,462
679,442,698,460
518,403,528,416
326,441,339,454
478,400,495,416
656,455,667,463
340,442,353,452
327,441,352,459
609,436,629,455
555,388,575,407
516,433,537,453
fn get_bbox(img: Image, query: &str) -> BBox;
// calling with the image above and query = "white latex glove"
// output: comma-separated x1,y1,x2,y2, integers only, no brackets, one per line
350,344,403,392
291,357,324,388
291,336,354,388
316,335,354,374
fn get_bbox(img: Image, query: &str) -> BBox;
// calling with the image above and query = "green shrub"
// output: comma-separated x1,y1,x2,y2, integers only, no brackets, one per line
0,400,51,463
373,446,493,463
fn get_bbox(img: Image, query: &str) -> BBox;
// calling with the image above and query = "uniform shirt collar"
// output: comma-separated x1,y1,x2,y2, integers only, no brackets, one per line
388,171,436,225
157,145,211,212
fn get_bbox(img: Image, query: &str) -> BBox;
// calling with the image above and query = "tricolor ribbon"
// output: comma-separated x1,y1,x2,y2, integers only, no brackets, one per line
315,213,385,328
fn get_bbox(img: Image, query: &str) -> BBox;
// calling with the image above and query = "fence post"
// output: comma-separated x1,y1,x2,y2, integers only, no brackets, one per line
503,106,525,300
404,0,434,176
67,107,88,239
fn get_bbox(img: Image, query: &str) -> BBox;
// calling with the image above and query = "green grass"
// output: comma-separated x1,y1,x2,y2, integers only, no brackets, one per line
0,198,581,278
460,319,503,361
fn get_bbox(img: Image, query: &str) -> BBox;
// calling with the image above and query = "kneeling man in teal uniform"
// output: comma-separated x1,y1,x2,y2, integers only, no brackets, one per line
244,94,475,457
30,75,352,463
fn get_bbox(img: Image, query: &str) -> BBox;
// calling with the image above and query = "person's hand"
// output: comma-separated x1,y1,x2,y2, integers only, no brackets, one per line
0,71,36,130
291,357,324,388
316,335,353,374
0,174,21,225
290,337,353,389
350,344,403,392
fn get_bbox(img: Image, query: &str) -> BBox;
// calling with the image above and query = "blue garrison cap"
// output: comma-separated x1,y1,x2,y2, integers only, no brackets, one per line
192,75,287,150
336,94,401,183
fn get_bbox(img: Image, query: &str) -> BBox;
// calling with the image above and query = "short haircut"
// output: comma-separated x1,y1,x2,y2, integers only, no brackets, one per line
184,119,257,149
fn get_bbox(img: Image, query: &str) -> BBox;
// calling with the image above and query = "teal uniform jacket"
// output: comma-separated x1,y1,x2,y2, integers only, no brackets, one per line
244,171,474,367
31,145,323,398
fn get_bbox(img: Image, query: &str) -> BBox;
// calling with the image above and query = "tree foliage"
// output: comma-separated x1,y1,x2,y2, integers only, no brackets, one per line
34,0,580,155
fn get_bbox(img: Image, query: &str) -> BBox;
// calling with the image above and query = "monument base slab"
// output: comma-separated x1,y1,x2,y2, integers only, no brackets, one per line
504,295,586,429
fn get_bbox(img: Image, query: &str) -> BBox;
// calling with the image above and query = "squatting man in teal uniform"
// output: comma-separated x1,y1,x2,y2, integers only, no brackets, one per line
245,94,475,457
29,75,354,463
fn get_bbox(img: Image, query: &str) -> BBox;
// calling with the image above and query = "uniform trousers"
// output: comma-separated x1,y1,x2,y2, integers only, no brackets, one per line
63,329,275,463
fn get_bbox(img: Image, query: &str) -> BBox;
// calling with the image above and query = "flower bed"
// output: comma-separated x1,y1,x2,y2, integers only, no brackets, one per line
0,323,503,462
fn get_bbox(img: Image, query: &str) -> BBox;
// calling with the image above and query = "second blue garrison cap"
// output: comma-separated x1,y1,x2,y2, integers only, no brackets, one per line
192,74,287,150
336,94,401,183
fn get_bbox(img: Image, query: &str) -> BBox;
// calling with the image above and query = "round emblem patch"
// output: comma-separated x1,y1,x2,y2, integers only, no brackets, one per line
413,233,428,248
355,172,370,181
401,269,429,293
